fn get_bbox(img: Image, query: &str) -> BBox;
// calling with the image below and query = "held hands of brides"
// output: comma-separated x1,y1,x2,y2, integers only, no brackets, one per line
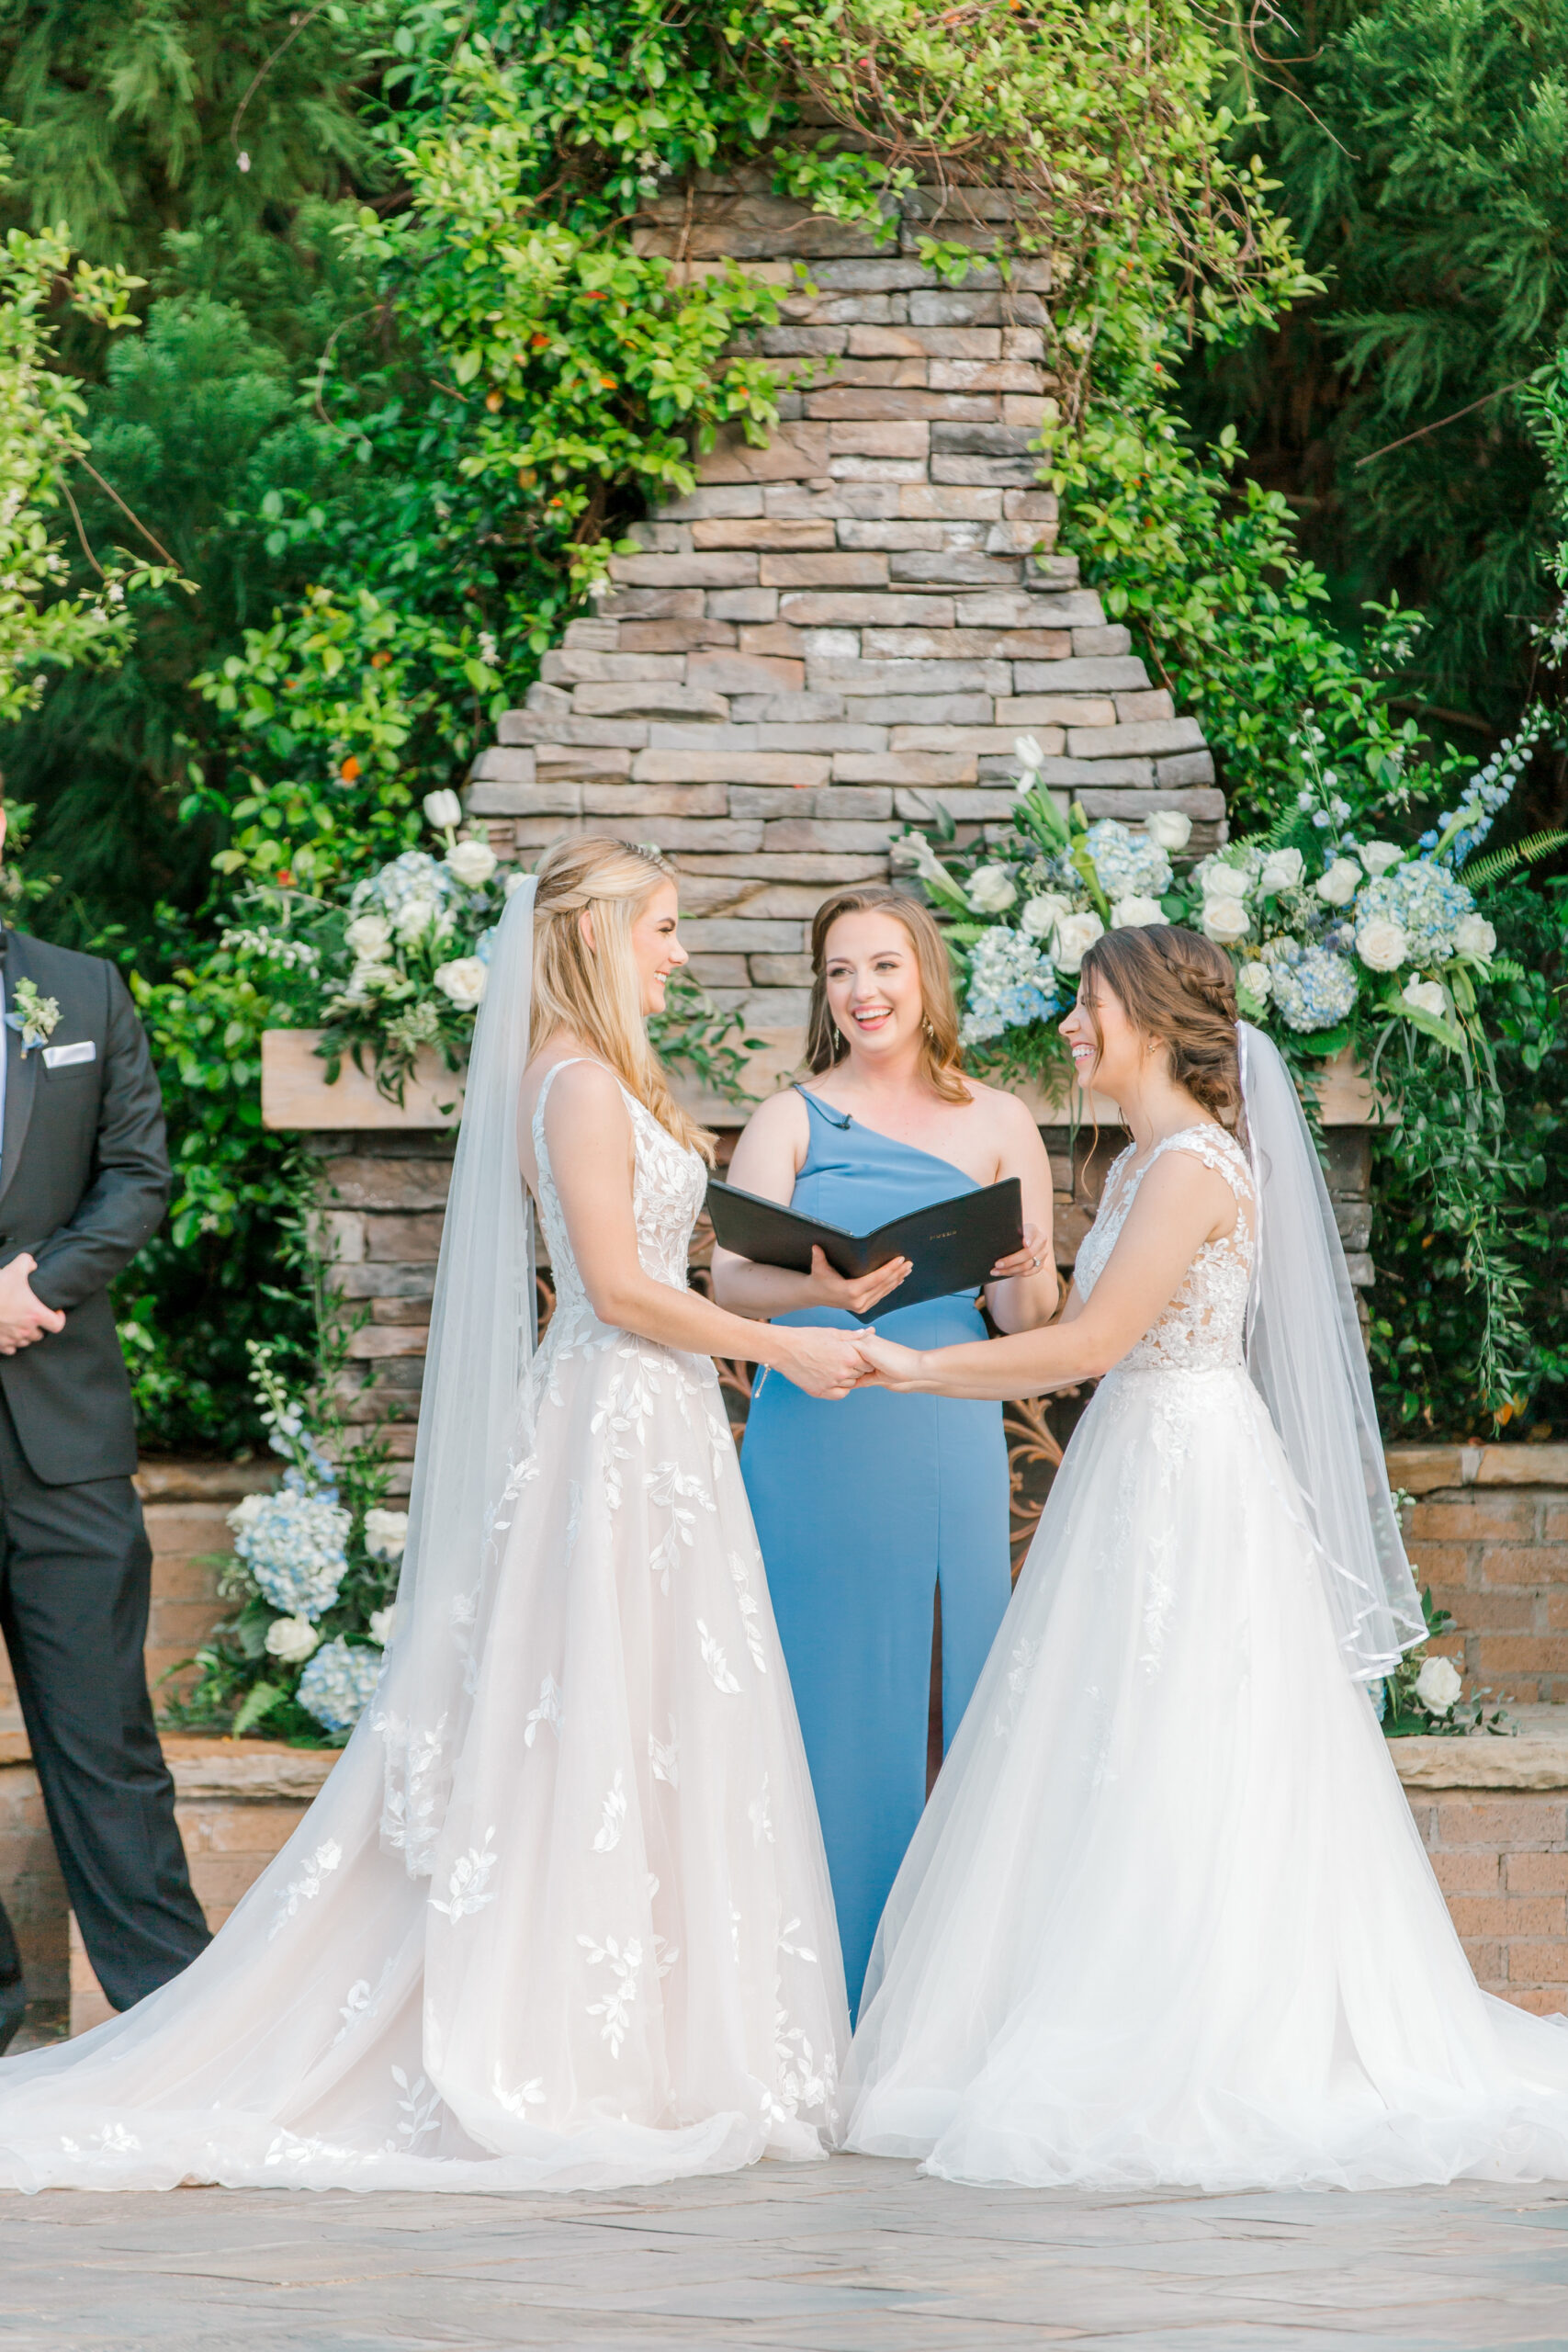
805,1242,911,1318
850,1332,931,1393
772,1322,882,1400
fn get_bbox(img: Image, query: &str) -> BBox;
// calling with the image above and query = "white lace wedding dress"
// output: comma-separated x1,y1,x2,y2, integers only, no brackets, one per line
844,1125,1568,2190
0,1061,847,2192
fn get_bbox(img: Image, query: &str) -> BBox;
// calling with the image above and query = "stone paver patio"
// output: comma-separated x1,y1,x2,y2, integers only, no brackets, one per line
3,2155,1566,2350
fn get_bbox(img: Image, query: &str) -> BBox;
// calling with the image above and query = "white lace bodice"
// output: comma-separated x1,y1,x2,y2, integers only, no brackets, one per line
530,1057,706,1339
1076,1125,1256,1373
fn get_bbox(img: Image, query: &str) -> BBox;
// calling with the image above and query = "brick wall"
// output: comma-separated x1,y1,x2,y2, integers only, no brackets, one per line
1405,1781,1568,2017
1389,1444,1568,1703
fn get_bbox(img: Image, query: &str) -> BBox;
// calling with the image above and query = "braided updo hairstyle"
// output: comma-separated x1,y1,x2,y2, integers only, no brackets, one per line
1077,923,1244,1130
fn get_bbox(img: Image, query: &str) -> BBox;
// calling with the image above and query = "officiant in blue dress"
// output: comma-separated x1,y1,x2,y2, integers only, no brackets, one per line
712,886,1058,2011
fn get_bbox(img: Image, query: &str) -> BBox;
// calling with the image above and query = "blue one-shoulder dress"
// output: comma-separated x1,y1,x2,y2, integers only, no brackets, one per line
739,1088,1012,2014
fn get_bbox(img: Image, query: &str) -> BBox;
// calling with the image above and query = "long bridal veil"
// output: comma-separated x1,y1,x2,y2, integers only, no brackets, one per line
374,876,540,1871
1238,1021,1427,1679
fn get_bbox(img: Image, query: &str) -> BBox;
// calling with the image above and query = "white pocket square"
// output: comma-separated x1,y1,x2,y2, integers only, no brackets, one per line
42,1040,96,1069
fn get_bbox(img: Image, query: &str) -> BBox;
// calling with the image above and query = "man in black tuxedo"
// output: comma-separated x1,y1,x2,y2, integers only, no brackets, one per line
0,844,209,2054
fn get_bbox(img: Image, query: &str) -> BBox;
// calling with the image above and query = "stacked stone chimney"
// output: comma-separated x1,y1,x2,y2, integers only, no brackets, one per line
465,173,1220,1051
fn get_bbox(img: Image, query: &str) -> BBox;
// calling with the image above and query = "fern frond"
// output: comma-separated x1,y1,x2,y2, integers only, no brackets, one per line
1458,831,1568,892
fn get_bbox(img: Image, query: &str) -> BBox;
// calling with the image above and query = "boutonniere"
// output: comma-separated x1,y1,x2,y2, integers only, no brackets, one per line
6,977,62,1056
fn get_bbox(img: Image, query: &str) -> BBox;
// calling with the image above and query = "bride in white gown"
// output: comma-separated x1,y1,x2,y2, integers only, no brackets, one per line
0,835,859,2193
845,922,1568,2192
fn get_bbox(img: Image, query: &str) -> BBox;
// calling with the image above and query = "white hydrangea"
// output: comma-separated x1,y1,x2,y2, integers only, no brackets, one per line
1083,820,1171,901
298,1637,384,1734
960,928,1059,1045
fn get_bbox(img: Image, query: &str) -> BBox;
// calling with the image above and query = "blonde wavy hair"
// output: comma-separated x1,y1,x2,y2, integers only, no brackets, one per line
805,885,971,1106
529,834,716,1162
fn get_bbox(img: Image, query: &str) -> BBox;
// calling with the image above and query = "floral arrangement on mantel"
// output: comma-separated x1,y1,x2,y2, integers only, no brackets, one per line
896,713,1560,1099
233,790,756,1105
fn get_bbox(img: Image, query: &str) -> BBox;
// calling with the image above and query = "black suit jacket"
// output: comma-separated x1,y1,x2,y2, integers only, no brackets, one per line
0,928,170,1485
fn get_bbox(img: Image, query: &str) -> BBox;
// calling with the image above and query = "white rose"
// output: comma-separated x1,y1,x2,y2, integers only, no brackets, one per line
1201,896,1251,945
344,912,393,963
1454,913,1496,963
434,957,487,1010
1414,1654,1462,1715
966,865,1018,915
1052,910,1104,972
1358,841,1404,877
1403,977,1449,1020
226,1490,267,1536
1355,917,1408,972
1020,890,1073,940
1145,809,1191,853
1238,961,1272,1004
1013,734,1045,774
367,1606,398,1648
1258,847,1303,894
503,867,530,896
422,788,463,831
446,838,498,889
1111,894,1165,929
265,1615,321,1665
347,959,394,999
1315,857,1362,908
363,1508,410,1562
1204,864,1250,901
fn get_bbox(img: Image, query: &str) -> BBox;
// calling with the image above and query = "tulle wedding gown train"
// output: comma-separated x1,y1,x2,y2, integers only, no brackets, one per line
844,1125,1568,2191
0,1061,847,2192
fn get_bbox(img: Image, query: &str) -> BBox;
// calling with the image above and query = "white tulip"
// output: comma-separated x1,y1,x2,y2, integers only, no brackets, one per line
364,1508,410,1562
1238,961,1273,1003
1454,913,1496,962
344,912,393,963
422,788,463,831
1355,917,1409,972
265,1615,321,1666
1051,910,1104,972
1013,734,1046,774
1145,809,1191,853
1314,857,1362,908
1414,1655,1462,1715
1201,897,1250,945
1358,840,1404,877
434,957,488,1011
966,865,1018,915
1258,847,1303,894
1020,890,1073,940
446,838,498,889
1403,977,1449,1020
1111,894,1165,928
367,1607,399,1648
1203,864,1250,901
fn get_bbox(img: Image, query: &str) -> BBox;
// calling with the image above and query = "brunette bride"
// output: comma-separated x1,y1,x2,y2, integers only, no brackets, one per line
0,835,861,2194
845,922,1568,2192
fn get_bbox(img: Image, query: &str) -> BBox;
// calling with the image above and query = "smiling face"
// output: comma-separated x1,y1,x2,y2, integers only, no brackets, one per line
629,878,687,1017
821,908,927,1066
1060,966,1153,1099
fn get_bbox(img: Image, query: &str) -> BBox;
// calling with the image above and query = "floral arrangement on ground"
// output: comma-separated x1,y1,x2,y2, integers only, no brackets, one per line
164,1325,404,1746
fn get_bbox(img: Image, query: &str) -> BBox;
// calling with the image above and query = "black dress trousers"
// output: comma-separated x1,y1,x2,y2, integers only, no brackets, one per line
0,1391,209,2012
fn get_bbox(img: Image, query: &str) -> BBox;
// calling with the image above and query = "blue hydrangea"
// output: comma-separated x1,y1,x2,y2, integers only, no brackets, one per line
961,927,1060,1046
350,849,456,923
233,1486,351,1620
1269,944,1359,1034
1353,860,1473,968
1083,820,1171,902
298,1636,384,1734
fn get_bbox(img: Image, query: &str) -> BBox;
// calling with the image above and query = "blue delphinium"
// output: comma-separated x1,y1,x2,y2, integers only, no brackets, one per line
298,1636,384,1735
1269,944,1359,1034
960,928,1059,1046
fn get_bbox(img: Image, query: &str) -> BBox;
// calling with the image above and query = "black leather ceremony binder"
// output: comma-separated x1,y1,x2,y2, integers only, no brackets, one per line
705,1175,1024,1318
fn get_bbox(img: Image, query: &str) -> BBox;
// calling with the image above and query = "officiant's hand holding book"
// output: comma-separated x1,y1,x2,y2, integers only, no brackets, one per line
705,1176,1026,1322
